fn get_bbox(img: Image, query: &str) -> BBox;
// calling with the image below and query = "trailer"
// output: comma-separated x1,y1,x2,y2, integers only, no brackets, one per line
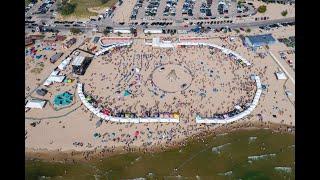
113,28,131,34
144,29,163,34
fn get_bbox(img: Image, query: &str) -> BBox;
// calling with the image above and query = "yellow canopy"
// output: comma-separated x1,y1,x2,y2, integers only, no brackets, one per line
173,113,180,119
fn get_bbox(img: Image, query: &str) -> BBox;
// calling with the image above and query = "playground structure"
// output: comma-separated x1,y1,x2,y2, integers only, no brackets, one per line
53,92,73,107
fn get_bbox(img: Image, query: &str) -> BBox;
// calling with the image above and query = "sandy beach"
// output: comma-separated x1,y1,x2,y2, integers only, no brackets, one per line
25,25,295,161
26,120,294,162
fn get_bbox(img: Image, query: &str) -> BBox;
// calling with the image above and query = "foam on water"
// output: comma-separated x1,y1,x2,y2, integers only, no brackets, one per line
217,133,228,136
218,171,233,176
288,144,295,149
212,143,231,154
248,153,276,161
248,136,257,143
274,167,292,173
135,156,141,161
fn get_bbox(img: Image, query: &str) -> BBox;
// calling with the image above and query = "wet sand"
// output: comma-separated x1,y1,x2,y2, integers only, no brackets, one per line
26,121,294,162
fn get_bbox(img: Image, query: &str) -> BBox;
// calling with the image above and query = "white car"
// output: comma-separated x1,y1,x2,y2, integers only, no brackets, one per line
73,51,80,56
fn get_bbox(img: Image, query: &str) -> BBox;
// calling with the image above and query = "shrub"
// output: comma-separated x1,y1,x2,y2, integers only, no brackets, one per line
257,5,267,13
281,10,288,16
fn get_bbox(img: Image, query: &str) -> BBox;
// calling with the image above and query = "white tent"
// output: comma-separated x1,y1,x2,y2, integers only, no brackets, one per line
139,118,151,123
275,72,287,80
25,99,46,109
159,119,170,123
48,75,65,83
50,70,60,76
113,28,131,34
130,118,140,123
43,70,65,86
144,29,163,34
58,57,72,70
43,79,52,86
72,56,85,66
44,76,65,86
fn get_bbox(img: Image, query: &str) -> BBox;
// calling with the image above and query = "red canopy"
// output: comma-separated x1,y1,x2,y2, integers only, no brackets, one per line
101,108,111,115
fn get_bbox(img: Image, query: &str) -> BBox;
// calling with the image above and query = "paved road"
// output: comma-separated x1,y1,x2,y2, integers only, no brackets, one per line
26,16,294,34
98,17,295,31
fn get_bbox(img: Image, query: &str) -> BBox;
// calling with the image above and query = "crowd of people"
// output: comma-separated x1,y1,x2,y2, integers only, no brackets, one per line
81,40,256,120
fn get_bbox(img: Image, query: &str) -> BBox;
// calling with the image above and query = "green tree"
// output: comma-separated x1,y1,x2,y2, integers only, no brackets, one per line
257,5,267,13
57,2,76,16
281,10,288,16
25,0,31,6
237,0,245,5
246,28,251,33
100,0,108,4
70,28,81,34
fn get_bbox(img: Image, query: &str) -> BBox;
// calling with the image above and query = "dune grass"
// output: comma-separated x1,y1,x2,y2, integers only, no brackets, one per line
65,0,117,18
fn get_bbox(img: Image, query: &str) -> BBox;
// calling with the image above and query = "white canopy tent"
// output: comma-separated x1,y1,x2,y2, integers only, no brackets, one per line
25,99,46,109
275,72,287,80
58,57,72,70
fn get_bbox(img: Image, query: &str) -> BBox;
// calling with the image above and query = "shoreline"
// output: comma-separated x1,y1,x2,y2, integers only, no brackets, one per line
25,120,294,163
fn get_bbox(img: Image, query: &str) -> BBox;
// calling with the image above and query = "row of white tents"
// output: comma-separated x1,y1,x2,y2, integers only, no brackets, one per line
196,75,262,124
146,38,252,66
77,83,179,123
81,39,256,124
43,56,73,86
43,69,66,86
58,57,72,70
27,55,73,110
95,41,133,57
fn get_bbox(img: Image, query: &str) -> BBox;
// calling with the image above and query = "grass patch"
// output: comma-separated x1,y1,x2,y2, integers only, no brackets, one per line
31,68,43,74
61,0,118,18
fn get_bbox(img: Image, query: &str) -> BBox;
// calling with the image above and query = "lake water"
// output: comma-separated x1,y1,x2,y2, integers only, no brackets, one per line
26,129,295,180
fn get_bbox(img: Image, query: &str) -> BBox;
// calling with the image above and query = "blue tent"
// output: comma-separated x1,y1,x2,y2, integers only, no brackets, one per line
192,26,201,33
124,90,131,96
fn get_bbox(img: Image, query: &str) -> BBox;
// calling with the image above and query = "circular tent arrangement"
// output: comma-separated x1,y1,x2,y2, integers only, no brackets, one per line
78,38,260,124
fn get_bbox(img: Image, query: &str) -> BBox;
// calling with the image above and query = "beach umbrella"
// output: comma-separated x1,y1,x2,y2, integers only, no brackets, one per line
134,131,139,136
94,132,100,137
173,113,179,119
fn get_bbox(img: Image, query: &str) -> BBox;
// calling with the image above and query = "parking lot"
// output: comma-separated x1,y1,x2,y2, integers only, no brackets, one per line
25,0,294,36
125,0,255,22
25,0,57,27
